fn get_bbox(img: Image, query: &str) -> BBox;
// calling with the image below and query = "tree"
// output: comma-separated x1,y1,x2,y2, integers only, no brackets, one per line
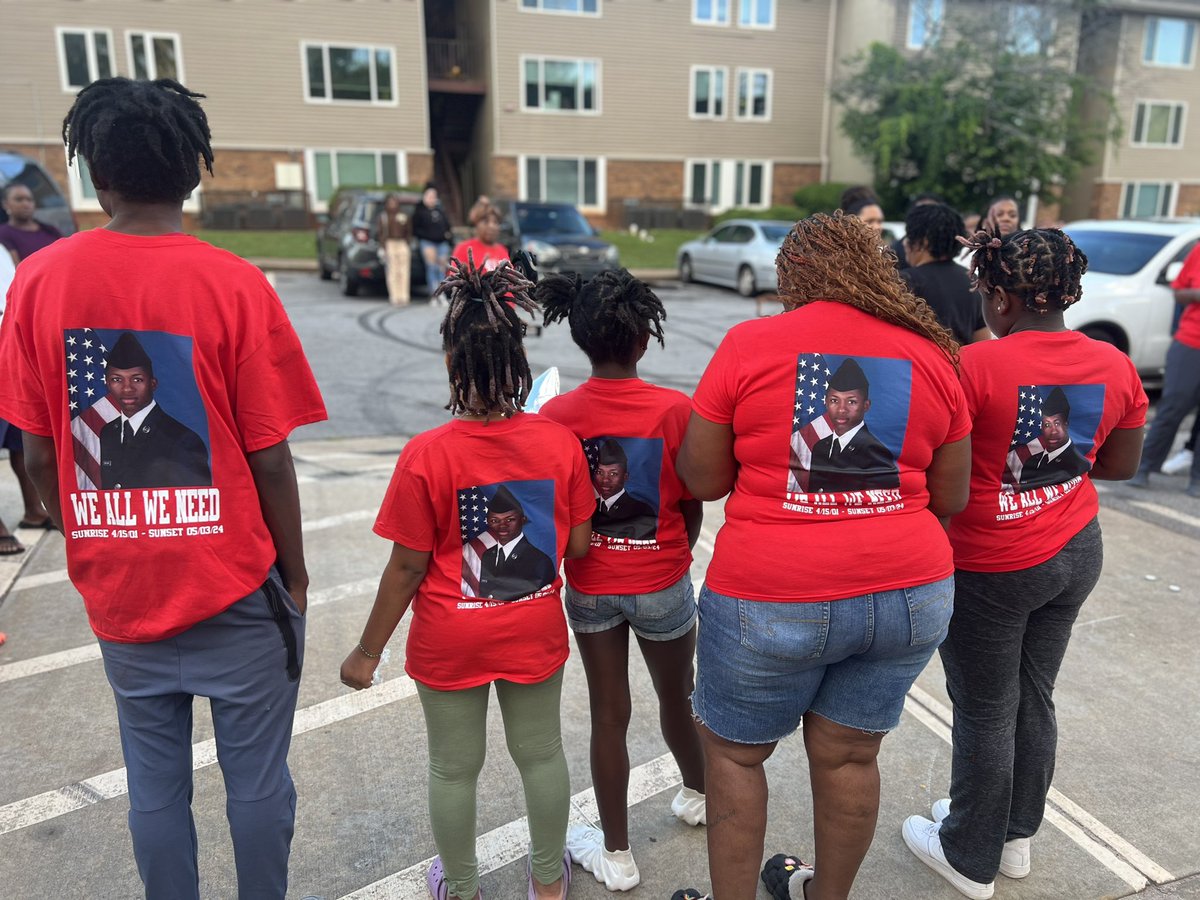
834,1,1120,215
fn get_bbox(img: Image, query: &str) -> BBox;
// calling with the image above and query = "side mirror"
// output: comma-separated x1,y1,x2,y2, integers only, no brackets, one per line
1161,260,1184,285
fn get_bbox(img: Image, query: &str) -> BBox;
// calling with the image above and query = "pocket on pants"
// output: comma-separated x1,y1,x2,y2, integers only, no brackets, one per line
738,599,830,661
904,577,954,647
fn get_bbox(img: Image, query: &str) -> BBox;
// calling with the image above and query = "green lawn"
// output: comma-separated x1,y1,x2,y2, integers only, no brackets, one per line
600,229,703,270
196,229,314,259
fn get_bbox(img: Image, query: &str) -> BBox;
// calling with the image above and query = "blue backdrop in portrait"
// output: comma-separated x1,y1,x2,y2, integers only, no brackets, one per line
459,478,558,564
1036,383,1105,457
820,354,912,458
583,436,662,511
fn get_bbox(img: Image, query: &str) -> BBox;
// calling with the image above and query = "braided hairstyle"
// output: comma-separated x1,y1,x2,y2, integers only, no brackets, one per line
904,203,967,261
438,253,539,417
537,268,666,366
960,228,1088,315
776,212,960,364
63,77,213,204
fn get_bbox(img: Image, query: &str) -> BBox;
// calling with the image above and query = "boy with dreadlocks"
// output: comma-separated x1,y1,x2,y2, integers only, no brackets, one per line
902,229,1145,899
536,269,706,891
0,79,326,898
340,257,594,900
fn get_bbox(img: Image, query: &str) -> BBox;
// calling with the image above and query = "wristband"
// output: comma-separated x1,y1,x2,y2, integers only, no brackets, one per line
357,641,383,659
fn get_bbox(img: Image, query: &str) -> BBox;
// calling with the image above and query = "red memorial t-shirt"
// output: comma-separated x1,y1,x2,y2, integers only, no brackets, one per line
374,413,595,690
0,229,327,642
692,302,970,603
949,331,1147,572
1172,243,1200,349
451,239,510,272
539,378,693,595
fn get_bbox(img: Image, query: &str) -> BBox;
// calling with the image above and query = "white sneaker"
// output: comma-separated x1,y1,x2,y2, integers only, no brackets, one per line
671,787,706,826
902,816,994,900
566,825,640,891
931,800,1031,879
1162,448,1194,475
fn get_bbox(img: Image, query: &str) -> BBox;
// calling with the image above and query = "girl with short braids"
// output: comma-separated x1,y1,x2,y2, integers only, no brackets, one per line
538,270,706,891
342,258,595,900
901,228,1146,898
675,212,972,900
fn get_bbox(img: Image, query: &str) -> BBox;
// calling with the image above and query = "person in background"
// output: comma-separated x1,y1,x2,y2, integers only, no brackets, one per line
467,194,493,227
893,193,944,270
0,183,63,265
980,196,1021,238
901,203,990,345
843,196,885,243
451,205,510,272
413,183,453,302
377,193,412,306
903,228,1146,899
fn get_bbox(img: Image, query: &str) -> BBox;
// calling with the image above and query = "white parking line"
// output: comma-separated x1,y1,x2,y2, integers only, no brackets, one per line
1126,499,1200,530
904,684,1172,888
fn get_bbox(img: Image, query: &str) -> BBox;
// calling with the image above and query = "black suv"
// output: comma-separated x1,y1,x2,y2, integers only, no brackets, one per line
495,201,619,279
315,189,426,297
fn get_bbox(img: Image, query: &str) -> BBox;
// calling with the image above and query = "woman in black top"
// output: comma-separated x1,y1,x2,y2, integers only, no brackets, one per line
901,203,990,345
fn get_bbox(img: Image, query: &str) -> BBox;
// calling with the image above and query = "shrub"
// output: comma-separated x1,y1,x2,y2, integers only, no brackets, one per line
792,182,863,217
713,205,805,225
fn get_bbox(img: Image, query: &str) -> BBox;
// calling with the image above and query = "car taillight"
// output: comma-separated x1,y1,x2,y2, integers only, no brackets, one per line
352,227,370,243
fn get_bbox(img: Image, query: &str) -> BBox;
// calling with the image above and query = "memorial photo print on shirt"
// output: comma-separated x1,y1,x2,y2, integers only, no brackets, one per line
787,353,908,496
582,436,661,541
1004,383,1103,492
459,479,557,602
66,328,212,492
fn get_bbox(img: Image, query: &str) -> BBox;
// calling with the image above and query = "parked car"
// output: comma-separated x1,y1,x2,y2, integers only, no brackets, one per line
0,150,76,236
676,219,793,296
315,188,425,297
1062,219,1200,380
494,200,619,279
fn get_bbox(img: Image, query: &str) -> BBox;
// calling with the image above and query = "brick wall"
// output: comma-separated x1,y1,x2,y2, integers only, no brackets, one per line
1177,185,1200,218
772,164,822,207
408,153,434,189
491,156,519,199
1091,183,1122,220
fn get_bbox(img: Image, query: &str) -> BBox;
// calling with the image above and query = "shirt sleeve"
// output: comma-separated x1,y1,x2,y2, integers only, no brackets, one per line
1172,245,1200,290
0,290,53,435
691,331,740,425
568,439,595,527
1116,357,1150,429
235,304,327,452
945,376,971,443
374,450,437,550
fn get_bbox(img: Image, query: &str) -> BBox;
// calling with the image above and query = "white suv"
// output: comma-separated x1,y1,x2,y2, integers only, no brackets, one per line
1063,219,1200,381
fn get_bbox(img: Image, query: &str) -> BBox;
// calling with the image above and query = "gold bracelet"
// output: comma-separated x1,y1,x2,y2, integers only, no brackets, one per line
357,641,383,659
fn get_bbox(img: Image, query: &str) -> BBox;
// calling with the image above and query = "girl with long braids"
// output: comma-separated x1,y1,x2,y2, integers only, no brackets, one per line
537,270,706,892
902,229,1146,899
340,258,595,900
673,212,972,900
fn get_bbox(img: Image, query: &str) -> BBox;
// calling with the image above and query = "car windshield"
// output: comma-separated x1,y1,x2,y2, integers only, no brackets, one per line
516,205,594,236
761,224,791,242
1064,229,1172,276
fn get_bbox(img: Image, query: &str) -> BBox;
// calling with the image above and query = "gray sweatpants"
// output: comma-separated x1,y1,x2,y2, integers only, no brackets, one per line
938,519,1102,884
98,575,304,900
1138,339,1200,483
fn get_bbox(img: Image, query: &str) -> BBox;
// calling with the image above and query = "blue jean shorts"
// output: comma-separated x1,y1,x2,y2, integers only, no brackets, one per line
564,573,697,642
693,577,953,743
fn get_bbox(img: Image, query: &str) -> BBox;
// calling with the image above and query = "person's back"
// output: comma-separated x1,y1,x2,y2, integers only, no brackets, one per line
900,202,987,345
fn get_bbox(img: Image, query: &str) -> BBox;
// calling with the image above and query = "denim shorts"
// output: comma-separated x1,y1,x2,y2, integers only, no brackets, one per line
564,573,697,642
693,576,953,743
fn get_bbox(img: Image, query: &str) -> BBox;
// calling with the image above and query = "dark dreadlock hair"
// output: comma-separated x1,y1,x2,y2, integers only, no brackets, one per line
960,228,1088,314
438,253,539,417
537,268,666,366
904,203,966,261
62,77,213,204
777,212,960,365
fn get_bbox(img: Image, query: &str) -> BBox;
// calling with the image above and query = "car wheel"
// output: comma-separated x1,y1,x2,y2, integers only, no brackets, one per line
679,254,693,284
1081,325,1122,349
737,265,757,297
338,259,359,297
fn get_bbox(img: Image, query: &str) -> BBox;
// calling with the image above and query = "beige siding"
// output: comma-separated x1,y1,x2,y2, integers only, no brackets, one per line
829,0,899,184
0,0,429,153
489,0,831,161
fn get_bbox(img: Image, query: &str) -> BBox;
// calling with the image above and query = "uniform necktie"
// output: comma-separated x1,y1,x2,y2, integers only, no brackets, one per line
123,421,135,445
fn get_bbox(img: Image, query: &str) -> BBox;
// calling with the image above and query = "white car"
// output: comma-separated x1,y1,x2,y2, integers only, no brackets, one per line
676,219,793,296
1063,219,1200,379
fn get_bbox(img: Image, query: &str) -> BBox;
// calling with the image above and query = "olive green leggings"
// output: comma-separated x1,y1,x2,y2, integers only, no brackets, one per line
415,667,570,899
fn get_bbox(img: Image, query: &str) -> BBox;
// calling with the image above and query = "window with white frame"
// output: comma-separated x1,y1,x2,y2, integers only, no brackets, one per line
57,28,114,91
303,43,395,104
691,66,727,119
1132,101,1186,147
522,156,602,208
127,32,183,81
522,57,599,112
907,0,944,49
1008,4,1056,55
308,150,406,207
693,0,730,26
67,153,199,212
1143,17,1196,67
738,0,774,29
520,0,599,14
1121,182,1175,218
685,159,771,211
735,69,772,120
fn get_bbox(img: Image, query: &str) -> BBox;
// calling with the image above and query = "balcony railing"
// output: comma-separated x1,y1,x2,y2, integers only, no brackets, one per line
427,38,483,83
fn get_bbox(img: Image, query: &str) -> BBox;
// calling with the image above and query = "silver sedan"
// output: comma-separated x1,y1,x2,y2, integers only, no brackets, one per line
676,219,794,296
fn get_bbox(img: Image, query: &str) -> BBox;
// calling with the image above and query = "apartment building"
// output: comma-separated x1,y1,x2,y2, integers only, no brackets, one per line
2,0,1195,230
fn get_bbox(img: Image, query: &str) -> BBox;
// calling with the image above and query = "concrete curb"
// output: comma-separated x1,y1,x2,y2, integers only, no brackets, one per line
247,258,681,282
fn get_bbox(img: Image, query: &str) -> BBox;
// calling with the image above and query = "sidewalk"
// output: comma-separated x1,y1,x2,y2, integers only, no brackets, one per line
247,257,680,282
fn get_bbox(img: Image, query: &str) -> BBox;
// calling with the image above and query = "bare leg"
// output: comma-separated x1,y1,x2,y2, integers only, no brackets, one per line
636,626,705,792
700,723,775,900
11,451,49,524
803,712,885,900
575,624,633,851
